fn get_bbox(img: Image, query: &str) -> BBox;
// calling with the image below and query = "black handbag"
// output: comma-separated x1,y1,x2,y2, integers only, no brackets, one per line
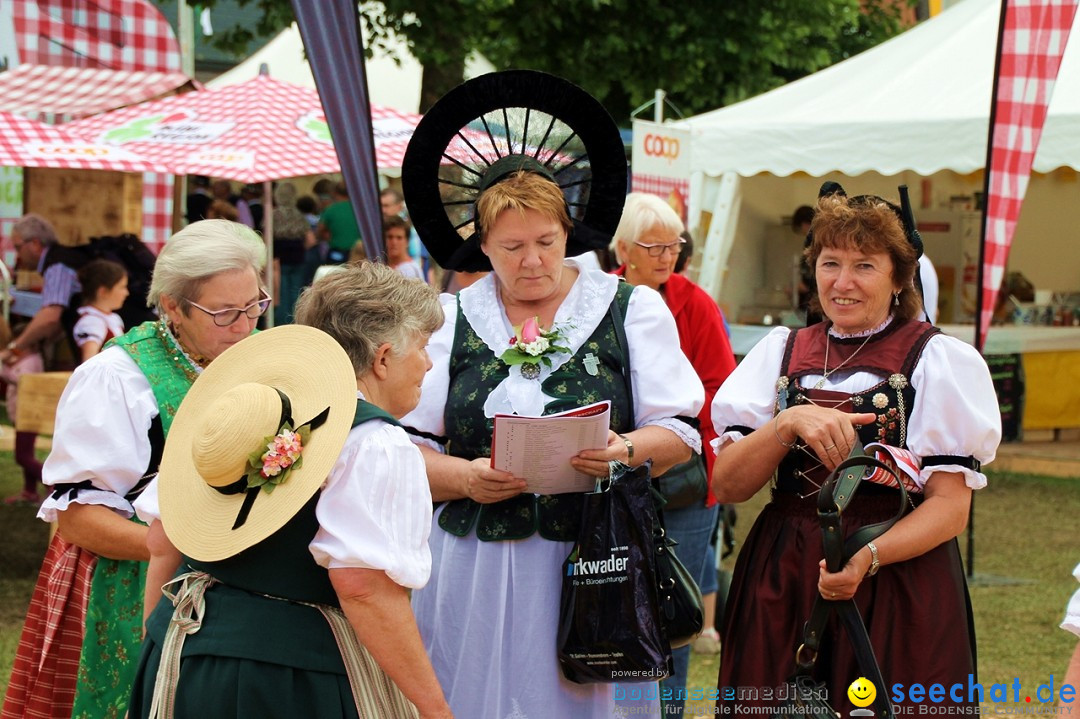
608,294,706,648
652,492,705,649
772,446,905,719
653,453,708,510
557,460,672,683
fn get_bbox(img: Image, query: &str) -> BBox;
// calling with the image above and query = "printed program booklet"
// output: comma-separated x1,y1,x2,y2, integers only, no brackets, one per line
490,400,611,494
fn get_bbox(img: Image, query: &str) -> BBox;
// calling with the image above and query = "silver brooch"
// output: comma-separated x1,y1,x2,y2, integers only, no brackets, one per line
888,373,908,390
520,363,541,380
872,393,889,409
776,376,790,391
851,395,864,407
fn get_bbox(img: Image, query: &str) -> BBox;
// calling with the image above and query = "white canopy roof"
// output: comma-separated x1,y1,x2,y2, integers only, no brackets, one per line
208,22,494,114
673,0,1080,177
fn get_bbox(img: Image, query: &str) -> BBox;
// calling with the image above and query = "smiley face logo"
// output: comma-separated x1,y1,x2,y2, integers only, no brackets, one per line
847,677,877,708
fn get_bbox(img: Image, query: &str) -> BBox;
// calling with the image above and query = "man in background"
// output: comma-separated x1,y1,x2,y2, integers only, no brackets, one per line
0,214,81,504
317,182,361,264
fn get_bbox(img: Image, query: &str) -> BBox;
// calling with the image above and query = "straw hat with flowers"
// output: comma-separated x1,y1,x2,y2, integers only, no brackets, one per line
158,325,357,561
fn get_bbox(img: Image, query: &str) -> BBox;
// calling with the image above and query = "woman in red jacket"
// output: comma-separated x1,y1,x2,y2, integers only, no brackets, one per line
612,192,736,714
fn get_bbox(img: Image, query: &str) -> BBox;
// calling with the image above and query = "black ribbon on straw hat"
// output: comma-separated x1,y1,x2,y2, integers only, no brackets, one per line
401,70,628,272
198,387,330,531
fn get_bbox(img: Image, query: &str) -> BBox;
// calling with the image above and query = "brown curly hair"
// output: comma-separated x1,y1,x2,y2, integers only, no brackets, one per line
804,194,922,323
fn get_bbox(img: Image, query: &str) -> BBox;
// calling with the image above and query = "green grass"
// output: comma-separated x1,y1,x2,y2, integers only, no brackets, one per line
0,447,51,701
685,470,1080,712
1,457,1076,707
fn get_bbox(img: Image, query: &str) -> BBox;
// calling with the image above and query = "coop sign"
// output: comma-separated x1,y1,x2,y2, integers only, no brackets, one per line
187,149,255,169
23,142,147,161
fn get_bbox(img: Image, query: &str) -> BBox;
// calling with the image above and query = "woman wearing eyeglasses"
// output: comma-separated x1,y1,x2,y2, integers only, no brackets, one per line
611,193,736,715
2,220,268,719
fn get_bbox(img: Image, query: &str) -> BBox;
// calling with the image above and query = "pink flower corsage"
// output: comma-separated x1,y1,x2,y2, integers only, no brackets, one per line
245,422,311,493
499,316,572,379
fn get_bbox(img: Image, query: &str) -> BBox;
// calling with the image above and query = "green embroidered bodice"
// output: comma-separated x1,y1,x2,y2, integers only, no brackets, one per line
438,282,634,542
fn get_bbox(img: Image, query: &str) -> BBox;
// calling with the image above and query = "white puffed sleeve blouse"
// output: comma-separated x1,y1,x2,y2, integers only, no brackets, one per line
39,346,161,522
710,325,1001,490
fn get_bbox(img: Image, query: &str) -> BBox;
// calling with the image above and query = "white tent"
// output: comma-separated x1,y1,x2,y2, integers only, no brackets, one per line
208,22,494,114
670,0,1080,317
675,0,1080,178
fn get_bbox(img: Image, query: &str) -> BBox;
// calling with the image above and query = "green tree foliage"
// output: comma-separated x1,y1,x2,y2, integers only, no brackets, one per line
190,0,910,118
467,0,911,119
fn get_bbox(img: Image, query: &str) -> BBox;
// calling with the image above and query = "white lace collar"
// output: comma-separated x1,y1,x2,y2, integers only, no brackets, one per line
458,257,619,417
828,314,894,339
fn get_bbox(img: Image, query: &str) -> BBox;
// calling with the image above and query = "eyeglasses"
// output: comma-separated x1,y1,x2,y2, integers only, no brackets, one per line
634,239,686,257
187,290,272,327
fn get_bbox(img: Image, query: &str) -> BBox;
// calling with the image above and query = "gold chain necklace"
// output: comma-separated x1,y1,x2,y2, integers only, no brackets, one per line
813,330,874,390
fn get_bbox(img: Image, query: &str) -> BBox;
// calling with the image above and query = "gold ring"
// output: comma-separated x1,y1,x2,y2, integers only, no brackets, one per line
824,444,836,450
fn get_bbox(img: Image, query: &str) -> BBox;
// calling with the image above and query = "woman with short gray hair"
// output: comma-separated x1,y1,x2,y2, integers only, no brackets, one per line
295,261,443,373
1,220,268,719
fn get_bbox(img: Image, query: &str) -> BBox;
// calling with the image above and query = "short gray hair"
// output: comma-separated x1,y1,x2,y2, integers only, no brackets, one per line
148,219,266,314
610,192,684,264
294,262,443,377
13,214,58,247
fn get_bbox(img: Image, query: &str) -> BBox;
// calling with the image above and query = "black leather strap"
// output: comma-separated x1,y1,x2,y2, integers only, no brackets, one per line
793,446,905,719
609,290,633,417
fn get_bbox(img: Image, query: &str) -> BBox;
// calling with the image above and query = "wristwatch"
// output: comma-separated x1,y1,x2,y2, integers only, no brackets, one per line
617,433,634,464
866,541,881,576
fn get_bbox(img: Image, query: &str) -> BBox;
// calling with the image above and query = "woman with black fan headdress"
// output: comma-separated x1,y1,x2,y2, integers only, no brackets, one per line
709,188,1001,716
399,71,704,718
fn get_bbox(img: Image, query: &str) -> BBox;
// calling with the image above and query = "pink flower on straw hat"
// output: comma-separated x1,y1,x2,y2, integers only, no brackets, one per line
245,422,311,492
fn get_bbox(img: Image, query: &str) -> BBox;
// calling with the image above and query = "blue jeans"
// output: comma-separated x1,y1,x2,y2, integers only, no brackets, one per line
659,500,720,714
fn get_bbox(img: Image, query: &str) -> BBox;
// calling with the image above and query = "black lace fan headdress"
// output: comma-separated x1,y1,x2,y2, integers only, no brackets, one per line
401,70,628,272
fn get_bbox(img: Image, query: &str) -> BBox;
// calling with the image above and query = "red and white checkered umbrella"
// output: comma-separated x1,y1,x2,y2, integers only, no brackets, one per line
64,75,440,182
1,110,166,172
0,64,193,121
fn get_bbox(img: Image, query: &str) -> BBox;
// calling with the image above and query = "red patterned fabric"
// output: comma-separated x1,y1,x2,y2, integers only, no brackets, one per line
980,0,1079,347
0,64,191,120
9,0,181,71
0,110,164,172
66,76,494,182
629,173,690,225
864,442,923,494
0,534,97,719
6,0,183,252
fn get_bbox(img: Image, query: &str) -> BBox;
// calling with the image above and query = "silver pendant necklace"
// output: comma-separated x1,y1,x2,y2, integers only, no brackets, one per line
813,330,874,390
